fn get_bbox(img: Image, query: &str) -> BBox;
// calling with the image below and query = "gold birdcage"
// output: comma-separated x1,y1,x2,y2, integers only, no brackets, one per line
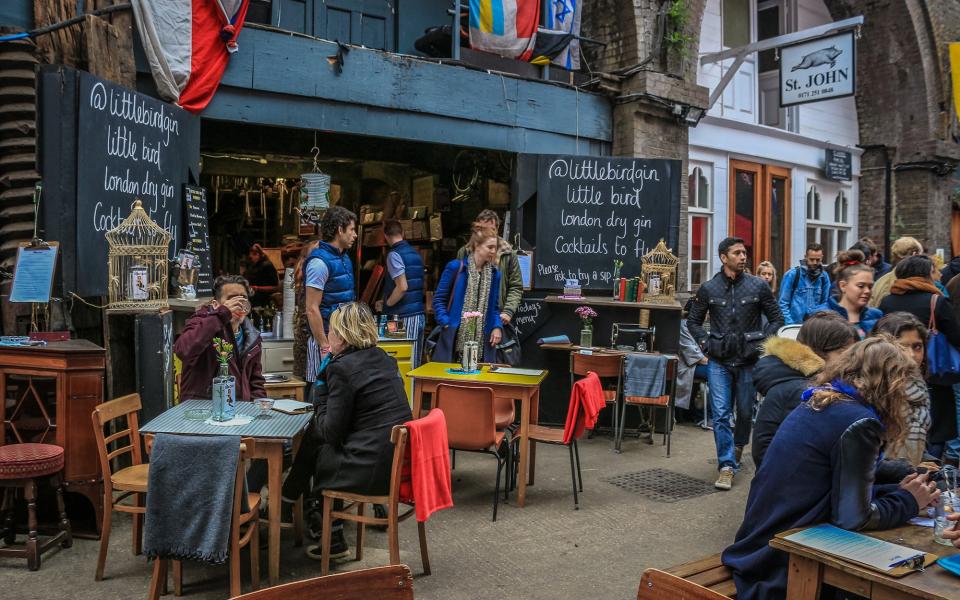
640,239,679,304
106,199,171,310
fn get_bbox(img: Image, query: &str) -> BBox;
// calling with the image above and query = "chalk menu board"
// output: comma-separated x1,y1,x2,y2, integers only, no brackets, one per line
184,185,212,295
512,299,551,342
75,72,199,297
534,156,681,290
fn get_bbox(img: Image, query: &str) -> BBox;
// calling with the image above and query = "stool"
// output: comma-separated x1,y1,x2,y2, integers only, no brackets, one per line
0,443,72,570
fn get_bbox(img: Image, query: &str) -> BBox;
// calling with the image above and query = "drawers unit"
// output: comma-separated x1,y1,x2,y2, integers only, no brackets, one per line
378,340,414,404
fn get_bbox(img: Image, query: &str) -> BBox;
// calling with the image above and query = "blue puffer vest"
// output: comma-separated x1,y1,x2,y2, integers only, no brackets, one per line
305,241,355,320
382,240,425,317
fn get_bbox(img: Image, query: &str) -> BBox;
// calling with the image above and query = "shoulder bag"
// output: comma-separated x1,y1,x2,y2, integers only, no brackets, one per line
926,294,960,378
496,322,522,366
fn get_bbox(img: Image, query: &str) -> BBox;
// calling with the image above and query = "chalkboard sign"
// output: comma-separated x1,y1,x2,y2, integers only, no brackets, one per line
75,72,200,296
512,299,551,342
184,185,212,295
534,156,681,290
825,149,852,181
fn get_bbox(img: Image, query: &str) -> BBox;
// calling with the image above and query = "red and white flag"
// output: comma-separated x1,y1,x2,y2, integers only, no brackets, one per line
131,0,250,113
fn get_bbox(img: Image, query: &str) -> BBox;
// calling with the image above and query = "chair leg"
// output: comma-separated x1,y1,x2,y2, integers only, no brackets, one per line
503,445,511,501
387,504,400,566
573,440,583,492
616,401,629,453
25,479,39,571
52,474,72,549
172,560,182,597
451,449,456,470
417,520,431,576
95,495,112,581
492,454,503,522
229,523,241,598
320,495,333,576
148,559,167,600
567,444,579,510
2,488,15,545
250,521,260,592
355,502,365,562
132,492,144,556
293,497,304,548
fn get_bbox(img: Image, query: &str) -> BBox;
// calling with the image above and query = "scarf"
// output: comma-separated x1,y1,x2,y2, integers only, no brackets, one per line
455,257,493,356
886,377,930,465
890,276,942,296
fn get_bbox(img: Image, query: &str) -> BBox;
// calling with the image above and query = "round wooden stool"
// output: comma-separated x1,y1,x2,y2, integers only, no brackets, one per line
0,443,72,570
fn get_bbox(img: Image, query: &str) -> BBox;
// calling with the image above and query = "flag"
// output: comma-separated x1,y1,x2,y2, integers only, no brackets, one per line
545,0,581,69
951,43,960,124
131,0,250,113
468,0,539,61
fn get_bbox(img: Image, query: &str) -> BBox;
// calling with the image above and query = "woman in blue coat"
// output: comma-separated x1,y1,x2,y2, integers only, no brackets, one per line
806,249,883,338
722,337,939,600
432,226,503,363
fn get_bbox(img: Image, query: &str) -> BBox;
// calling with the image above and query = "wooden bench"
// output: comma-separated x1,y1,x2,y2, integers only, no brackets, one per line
638,554,736,599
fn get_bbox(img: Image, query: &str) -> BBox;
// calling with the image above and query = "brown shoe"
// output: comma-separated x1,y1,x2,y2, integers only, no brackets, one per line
715,467,734,491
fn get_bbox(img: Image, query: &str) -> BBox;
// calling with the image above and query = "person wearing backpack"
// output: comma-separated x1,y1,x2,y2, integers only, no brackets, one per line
778,243,830,325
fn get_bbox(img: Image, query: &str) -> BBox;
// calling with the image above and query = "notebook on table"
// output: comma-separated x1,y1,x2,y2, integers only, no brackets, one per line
784,524,937,577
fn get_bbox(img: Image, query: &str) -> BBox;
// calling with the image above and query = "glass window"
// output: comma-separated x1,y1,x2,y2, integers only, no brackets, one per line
835,190,849,224
688,167,711,209
807,182,853,262
688,163,714,289
723,0,751,48
734,169,757,263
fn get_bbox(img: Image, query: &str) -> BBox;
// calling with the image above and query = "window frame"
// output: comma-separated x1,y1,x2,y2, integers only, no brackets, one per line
805,180,853,261
688,162,715,290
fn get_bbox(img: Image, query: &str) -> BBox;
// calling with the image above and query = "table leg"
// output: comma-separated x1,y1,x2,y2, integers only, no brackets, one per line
786,553,822,600
413,380,424,419
265,442,283,586
517,393,530,507
528,388,540,486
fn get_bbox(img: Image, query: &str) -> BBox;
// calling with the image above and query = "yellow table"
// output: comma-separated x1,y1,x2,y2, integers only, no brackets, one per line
407,362,548,508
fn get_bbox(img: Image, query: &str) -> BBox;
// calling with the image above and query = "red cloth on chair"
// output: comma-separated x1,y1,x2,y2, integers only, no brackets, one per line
563,372,606,444
401,408,454,522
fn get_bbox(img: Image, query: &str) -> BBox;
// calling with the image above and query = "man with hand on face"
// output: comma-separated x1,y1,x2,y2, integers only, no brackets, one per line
687,237,783,491
174,274,266,401
778,243,830,325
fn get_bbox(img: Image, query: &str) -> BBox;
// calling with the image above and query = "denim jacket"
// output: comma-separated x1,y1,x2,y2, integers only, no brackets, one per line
778,265,831,325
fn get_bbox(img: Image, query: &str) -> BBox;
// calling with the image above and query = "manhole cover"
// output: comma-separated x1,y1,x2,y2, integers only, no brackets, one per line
601,468,717,502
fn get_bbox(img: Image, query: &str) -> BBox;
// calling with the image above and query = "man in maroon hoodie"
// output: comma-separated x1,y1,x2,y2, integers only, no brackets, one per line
175,275,266,401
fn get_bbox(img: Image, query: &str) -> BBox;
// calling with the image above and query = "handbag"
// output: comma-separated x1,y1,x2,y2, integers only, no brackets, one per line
423,261,464,362
496,323,522,366
925,295,960,378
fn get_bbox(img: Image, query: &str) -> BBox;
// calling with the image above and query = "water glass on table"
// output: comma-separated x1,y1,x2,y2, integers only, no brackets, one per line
934,466,958,546
256,397,275,418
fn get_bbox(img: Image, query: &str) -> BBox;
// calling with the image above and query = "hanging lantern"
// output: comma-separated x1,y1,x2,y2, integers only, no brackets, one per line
640,239,679,305
105,199,172,310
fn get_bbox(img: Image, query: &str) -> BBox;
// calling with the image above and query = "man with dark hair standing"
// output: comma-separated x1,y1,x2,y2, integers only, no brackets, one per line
381,219,426,366
687,237,783,490
301,206,358,382
778,243,830,325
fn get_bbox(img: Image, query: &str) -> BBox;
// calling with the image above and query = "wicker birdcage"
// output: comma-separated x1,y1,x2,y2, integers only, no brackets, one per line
640,239,679,304
105,199,171,310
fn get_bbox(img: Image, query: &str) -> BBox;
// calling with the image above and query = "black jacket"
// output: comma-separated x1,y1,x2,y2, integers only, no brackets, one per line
942,257,960,286
311,345,413,495
751,337,824,468
879,290,960,348
687,271,784,367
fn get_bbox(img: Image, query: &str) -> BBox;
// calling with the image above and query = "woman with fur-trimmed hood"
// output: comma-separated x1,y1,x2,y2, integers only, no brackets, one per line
751,311,858,467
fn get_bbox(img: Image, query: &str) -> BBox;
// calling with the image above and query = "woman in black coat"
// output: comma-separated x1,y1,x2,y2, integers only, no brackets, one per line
879,255,960,455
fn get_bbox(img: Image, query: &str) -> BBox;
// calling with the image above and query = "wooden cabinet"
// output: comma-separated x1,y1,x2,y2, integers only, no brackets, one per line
0,340,105,530
377,340,413,405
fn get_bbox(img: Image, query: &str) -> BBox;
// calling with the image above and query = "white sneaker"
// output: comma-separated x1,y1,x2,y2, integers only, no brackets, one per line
715,467,734,490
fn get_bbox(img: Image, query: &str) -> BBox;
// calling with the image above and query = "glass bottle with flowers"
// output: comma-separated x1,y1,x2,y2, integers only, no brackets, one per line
575,305,598,348
211,337,237,421
461,311,483,372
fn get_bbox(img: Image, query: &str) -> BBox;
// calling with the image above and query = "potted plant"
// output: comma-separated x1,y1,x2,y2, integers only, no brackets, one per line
575,306,598,348
461,311,483,372
211,337,237,421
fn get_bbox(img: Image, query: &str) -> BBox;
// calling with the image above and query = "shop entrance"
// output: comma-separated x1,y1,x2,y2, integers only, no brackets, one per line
729,159,792,275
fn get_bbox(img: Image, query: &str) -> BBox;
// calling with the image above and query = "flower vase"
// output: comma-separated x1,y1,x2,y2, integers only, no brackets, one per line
580,327,593,348
462,341,480,373
212,363,236,422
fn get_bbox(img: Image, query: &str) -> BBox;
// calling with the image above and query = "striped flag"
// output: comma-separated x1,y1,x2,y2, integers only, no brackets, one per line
131,0,250,113
546,0,580,69
468,0,540,61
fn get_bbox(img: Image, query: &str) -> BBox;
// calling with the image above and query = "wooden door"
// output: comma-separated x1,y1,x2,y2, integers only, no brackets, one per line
729,160,791,274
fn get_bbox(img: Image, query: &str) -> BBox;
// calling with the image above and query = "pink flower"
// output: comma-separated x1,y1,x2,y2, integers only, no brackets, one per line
462,311,483,319
574,306,597,319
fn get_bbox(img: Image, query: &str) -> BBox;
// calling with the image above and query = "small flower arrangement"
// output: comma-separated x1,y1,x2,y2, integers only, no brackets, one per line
575,306,598,330
612,259,624,280
212,337,234,368
462,311,483,339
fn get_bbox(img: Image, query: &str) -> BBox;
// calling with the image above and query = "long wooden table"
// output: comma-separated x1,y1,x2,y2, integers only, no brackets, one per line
771,524,960,599
141,399,313,586
407,363,547,508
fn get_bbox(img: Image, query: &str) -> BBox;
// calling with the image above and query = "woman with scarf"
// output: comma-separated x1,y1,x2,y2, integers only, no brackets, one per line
880,254,960,457
806,249,882,338
432,225,503,363
722,337,939,600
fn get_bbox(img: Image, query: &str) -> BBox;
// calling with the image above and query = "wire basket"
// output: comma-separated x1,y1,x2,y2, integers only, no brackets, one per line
105,199,172,310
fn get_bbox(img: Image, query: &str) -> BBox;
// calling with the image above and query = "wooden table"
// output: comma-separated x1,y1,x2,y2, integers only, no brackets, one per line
264,375,306,402
141,399,313,586
407,363,547,508
771,524,960,599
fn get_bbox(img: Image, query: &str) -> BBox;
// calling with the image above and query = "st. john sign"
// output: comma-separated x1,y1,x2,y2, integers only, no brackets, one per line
780,31,855,107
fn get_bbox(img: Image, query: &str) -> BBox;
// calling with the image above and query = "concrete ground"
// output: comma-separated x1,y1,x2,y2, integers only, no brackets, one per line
3,423,754,600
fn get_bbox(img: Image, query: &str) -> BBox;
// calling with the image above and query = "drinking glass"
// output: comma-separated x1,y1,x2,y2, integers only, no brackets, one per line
256,397,275,418
934,466,958,546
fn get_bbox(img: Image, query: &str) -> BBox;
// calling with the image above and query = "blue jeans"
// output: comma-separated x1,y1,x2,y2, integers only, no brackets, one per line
708,361,755,470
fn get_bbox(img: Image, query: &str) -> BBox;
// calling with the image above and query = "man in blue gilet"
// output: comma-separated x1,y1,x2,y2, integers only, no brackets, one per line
380,219,426,367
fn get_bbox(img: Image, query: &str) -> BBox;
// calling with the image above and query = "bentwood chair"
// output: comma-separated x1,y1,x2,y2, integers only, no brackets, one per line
435,384,511,521
636,568,730,599
91,393,149,581
235,565,414,600
319,423,432,576
570,352,623,445
148,440,260,599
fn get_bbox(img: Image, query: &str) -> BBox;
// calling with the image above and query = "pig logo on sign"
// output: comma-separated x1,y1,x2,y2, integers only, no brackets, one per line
790,46,843,71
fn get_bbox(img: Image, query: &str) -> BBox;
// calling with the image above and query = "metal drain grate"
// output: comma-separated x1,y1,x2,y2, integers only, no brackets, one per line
601,468,717,503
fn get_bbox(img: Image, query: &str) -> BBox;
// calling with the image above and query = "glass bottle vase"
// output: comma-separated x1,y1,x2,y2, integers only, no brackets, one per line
212,363,237,422
580,327,593,348
462,341,480,373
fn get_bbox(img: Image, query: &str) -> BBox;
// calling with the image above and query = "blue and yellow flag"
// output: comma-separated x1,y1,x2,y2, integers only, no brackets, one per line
468,0,539,60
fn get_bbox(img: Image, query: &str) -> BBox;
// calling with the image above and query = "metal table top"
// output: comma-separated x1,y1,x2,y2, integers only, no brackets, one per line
141,399,312,440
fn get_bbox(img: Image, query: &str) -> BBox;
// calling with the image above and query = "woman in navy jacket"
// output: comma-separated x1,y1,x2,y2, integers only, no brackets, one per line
432,226,503,364
722,337,939,600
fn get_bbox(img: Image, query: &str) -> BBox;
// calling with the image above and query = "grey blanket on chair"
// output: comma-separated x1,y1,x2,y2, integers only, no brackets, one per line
623,353,668,398
144,433,241,564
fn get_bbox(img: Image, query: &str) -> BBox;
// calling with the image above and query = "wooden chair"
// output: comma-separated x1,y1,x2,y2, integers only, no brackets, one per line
234,564,413,599
618,357,679,456
660,553,736,598
637,568,731,599
570,352,623,446
91,393,149,581
319,426,430,576
148,440,260,599
435,383,511,521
